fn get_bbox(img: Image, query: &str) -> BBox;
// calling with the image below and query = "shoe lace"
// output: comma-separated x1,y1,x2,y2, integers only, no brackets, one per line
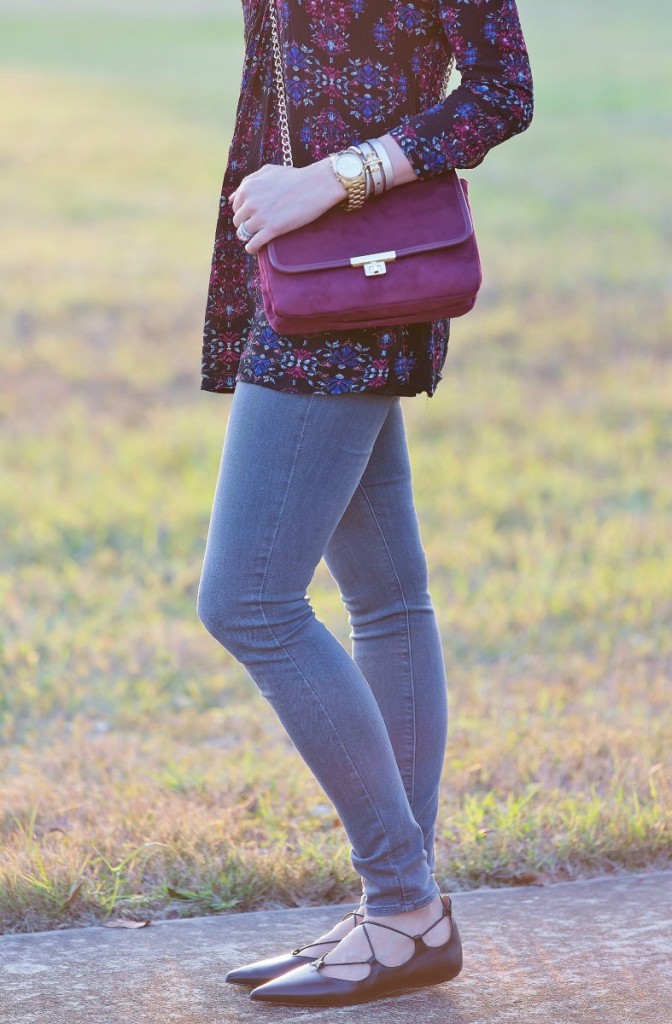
291,909,364,956
313,897,451,971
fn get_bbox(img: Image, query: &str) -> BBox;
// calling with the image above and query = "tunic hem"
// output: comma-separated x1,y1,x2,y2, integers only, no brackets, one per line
200,375,441,399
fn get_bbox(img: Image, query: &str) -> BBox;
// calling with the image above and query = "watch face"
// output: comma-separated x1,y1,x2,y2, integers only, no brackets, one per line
336,151,363,181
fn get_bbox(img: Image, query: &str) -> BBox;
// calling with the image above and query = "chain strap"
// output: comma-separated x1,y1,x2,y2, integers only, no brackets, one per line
268,0,454,171
443,55,456,96
268,0,294,167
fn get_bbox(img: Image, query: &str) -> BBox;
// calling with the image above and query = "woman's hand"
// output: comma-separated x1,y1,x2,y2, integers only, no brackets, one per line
230,159,346,254
229,138,414,254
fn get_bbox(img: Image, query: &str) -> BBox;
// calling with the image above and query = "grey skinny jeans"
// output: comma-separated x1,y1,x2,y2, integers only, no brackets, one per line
197,381,448,915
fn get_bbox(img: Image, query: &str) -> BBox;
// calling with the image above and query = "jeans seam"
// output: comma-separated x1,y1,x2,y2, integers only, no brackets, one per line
256,395,409,905
355,480,418,810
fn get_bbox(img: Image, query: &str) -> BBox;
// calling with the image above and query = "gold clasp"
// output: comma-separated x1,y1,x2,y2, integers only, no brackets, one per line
350,250,396,277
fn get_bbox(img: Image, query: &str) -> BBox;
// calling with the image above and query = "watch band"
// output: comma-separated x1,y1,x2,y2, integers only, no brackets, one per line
343,172,367,212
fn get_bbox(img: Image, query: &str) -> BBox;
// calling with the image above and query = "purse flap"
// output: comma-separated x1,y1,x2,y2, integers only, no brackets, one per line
266,170,474,274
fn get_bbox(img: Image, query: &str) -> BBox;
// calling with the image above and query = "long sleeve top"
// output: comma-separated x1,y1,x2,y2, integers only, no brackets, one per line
201,0,533,397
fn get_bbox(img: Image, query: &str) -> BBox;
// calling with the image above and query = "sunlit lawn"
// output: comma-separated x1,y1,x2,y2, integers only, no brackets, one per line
0,0,670,933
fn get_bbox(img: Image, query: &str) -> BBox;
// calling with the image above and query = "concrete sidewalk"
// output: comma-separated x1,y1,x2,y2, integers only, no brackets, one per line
1,871,670,1024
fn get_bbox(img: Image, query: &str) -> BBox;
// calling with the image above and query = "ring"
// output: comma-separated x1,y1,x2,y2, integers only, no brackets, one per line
236,219,256,243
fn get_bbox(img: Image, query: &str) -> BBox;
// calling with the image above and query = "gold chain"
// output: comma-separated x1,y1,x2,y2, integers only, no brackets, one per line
268,0,294,168
443,55,456,97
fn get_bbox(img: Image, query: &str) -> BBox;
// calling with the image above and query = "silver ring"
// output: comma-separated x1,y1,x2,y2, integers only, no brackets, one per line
236,219,255,243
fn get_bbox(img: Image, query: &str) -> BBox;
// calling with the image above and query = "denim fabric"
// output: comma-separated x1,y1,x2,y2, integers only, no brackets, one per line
197,381,448,914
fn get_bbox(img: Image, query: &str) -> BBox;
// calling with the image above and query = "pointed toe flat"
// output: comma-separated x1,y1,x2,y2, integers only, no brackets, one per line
225,908,363,986
249,893,462,1006
226,950,316,986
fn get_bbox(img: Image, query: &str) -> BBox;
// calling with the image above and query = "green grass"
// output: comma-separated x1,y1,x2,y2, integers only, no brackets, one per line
0,0,670,933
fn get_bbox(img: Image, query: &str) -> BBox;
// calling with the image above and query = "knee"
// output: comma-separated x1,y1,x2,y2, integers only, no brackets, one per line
346,561,432,626
196,576,248,657
197,572,309,664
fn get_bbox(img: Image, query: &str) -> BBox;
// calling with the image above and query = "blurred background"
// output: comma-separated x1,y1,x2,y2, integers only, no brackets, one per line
0,0,670,933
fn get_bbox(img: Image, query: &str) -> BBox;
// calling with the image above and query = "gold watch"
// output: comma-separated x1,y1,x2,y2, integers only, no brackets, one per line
329,149,368,212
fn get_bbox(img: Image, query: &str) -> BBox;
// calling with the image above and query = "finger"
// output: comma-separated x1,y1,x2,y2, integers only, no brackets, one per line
232,205,258,230
234,215,264,246
244,227,274,254
230,164,276,207
230,177,252,213
231,197,250,227
233,169,261,199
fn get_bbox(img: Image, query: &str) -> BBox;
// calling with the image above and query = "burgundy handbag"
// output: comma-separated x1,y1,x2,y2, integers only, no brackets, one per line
256,0,482,335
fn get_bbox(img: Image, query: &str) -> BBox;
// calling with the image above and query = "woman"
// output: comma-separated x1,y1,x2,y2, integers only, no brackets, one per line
197,0,533,1007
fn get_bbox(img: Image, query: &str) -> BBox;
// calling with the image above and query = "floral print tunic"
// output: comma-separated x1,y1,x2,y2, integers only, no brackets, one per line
201,0,533,398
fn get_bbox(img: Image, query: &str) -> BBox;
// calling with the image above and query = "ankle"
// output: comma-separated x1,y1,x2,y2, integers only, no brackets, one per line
365,894,443,927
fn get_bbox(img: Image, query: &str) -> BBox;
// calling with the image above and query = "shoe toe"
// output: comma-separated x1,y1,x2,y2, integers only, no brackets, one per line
250,962,357,1005
227,906,361,986
225,951,314,985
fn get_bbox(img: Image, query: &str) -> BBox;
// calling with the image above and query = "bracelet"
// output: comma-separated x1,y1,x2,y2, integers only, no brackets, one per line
365,138,395,192
353,140,386,197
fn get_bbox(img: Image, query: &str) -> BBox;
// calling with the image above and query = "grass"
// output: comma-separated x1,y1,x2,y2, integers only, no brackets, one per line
0,0,670,933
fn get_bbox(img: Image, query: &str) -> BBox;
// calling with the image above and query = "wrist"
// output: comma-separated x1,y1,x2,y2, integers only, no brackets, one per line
377,134,416,187
309,157,349,209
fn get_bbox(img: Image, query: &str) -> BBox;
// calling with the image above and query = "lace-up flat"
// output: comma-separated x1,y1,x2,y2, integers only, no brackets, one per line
249,893,462,1006
225,908,364,986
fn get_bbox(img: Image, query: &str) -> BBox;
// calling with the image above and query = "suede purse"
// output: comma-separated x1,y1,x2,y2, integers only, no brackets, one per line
255,0,482,334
